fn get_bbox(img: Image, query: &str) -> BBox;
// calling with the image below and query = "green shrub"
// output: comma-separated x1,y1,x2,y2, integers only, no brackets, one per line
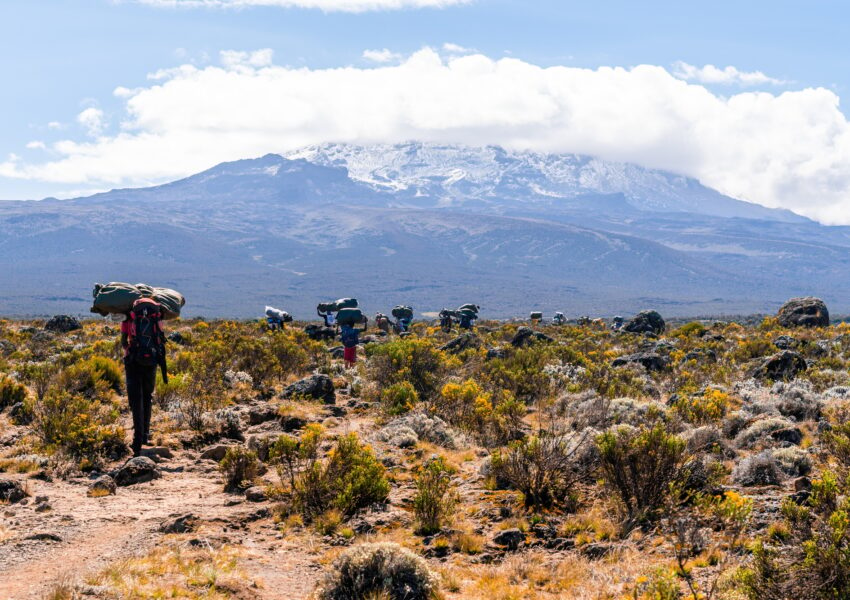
295,433,389,520
367,338,453,400
381,381,419,416
58,356,123,399
0,375,26,408
32,389,125,466
597,423,687,527
491,433,586,510
413,456,457,534
220,446,260,492
481,345,559,402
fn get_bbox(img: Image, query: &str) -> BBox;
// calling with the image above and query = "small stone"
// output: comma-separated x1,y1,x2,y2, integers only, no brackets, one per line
245,486,267,502
114,456,161,486
87,475,117,497
493,528,526,551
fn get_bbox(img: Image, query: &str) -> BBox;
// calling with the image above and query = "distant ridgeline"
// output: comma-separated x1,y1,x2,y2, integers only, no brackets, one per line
0,142,847,318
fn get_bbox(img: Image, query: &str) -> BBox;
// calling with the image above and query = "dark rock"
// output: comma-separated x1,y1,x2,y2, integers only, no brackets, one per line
440,333,481,354
582,542,613,559
44,315,82,333
777,297,830,328
167,331,187,345
486,347,507,360
329,346,345,359
160,514,197,533
141,446,174,461
25,532,62,542
35,502,52,513
773,335,798,350
247,405,279,425
0,340,16,356
510,327,554,348
114,456,161,486
624,310,665,335
304,324,336,341
245,486,267,502
0,478,27,503
752,351,807,381
280,415,308,432
87,475,116,497
770,427,803,445
682,348,717,363
9,402,32,425
794,476,812,492
611,352,669,372
281,374,335,404
199,444,236,462
493,528,526,551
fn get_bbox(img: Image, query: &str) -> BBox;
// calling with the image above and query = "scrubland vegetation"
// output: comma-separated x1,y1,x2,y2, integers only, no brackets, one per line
3,314,850,598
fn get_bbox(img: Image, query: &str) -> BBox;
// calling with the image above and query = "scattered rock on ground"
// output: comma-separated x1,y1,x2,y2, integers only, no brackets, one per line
87,475,116,497
752,350,807,381
245,486,267,502
199,444,237,462
281,374,335,404
493,528,526,551
777,297,829,328
160,513,197,533
114,456,161,486
623,310,665,335
44,315,82,333
0,478,27,503
612,352,669,372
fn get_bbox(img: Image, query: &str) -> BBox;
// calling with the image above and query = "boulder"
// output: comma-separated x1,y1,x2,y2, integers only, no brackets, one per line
493,528,526,551
247,404,279,425
770,427,803,445
777,297,829,328
199,444,237,462
510,327,554,348
44,315,82,333
611,352,669,372
87,475,116,497
439,333,481,354
160,514,196,533
773,335,798,350
114,456,161,486
681,348,717,363
281,374,335,404
245,486,268,502
0,478,27,503
752,351,807,381
486,347,507,360
0,340,16,356
623,310,665,335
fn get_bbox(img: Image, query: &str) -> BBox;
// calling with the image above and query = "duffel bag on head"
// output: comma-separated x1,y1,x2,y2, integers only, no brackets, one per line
151,287,185,320
458,303,480,314
392,305,414,319
459,308,478,320
90,282,144,316
318,302,338,313
337,307,363,326
335,298,359,310
530,311,543,320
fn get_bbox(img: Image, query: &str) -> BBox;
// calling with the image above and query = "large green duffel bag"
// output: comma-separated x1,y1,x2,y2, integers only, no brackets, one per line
458,304,480,314
335,298,359,310
459,308,478,320
317,302,337,313
530,311,543,320
392,305,414,319
91,282,185,320
337,307,363,326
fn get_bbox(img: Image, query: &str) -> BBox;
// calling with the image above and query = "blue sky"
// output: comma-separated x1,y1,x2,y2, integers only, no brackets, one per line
2,0,849,222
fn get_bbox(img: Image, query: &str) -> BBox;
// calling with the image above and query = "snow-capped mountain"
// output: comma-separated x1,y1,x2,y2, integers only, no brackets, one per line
1,143,847,318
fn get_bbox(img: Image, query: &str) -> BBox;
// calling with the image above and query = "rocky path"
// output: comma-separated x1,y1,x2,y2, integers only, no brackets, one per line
0,449,322,599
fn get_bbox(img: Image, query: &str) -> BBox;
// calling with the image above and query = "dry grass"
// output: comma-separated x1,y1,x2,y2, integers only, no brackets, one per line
85,540,249,599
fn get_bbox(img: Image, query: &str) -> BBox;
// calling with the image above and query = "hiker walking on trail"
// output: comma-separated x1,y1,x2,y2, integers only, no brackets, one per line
122,298,168,457
457,304,479,331
340,316,367,368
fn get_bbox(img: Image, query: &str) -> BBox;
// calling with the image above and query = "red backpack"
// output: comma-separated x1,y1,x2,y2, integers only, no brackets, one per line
128,298,165,370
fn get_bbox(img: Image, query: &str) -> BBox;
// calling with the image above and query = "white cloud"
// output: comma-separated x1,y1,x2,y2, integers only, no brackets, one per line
672,61,786,86
4,48,850,223
442,42,474,54
47,121,62,130
76,107,106,137
134,0,470,12
362,48,402,63
25,141,46,150
220,48,274,69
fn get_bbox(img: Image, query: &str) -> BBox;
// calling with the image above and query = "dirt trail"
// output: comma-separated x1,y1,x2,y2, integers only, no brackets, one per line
0,450,321,600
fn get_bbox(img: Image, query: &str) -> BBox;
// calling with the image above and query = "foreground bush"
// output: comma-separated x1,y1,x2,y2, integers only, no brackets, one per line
220,446,260,492
58,356,123,399
316,542,439,600
32,389,125,467
276,431,390,521
737,472,850,599
597,423,687,526
0,375,26,409
491,433,587,510
367,338,453,399
413,456,457,534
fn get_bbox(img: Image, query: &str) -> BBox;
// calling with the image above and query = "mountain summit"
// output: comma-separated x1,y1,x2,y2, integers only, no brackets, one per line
0,143,846,318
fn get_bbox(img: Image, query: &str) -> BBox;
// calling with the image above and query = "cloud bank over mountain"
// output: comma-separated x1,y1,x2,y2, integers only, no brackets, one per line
3,47,850,223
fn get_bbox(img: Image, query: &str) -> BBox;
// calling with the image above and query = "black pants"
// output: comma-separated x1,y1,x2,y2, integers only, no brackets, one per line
125,359,156,455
